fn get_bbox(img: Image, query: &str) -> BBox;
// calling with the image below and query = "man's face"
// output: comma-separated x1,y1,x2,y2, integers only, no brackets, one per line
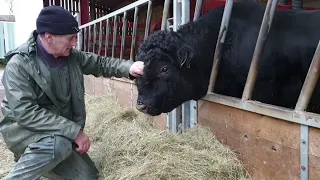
50,34,78,57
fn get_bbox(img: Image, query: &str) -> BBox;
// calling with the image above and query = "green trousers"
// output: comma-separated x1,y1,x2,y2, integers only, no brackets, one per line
3,135,99,180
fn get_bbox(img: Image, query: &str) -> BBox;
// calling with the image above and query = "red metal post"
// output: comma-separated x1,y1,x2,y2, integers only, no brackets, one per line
80,0,90,25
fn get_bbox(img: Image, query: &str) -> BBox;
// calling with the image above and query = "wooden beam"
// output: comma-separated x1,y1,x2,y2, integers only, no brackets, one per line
80,0,89,24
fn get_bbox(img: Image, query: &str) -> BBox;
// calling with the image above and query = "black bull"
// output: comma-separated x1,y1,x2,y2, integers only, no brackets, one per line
134,1,320,116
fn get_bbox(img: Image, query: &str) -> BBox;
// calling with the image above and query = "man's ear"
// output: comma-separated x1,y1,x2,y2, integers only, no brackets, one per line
45,32,54,43
177,44,195,68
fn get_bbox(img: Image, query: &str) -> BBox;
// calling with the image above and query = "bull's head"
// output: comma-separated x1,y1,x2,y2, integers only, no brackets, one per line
134,30,196,116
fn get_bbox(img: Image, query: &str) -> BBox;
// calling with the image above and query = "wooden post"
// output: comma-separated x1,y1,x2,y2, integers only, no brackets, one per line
80,0,89,25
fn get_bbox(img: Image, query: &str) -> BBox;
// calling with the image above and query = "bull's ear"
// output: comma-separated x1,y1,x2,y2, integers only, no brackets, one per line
177,45,194,68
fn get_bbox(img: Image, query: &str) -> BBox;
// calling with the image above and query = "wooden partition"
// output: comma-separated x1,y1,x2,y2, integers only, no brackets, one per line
198,99,320,180
84,74,320,180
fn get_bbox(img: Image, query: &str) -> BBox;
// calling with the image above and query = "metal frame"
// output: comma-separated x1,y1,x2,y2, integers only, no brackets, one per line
167,0,198,133
167,0,183,133
78,0,153,113
204,0,320,179
75,0,320,178
79,0,150,29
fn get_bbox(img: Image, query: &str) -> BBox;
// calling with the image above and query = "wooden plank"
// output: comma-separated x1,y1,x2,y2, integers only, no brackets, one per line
198,114,301,180
198,99,320,180
198,100,300,150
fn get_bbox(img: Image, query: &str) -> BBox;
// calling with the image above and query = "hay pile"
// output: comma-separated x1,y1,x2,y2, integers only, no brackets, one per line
84,94,251,180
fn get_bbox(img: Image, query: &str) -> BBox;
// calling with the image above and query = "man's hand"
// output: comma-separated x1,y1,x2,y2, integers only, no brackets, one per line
74,130,91,154
129,61,144,77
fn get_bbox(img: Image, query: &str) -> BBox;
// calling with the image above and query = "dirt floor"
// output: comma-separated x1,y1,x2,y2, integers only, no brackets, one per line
0,67,15,178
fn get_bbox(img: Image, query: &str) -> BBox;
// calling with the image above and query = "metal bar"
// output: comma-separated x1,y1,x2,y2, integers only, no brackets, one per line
130,83,133,109
83,27,87,51
112,16,118,58
88,25,91,52
242,0,279,100
188,0,203,128
168,0,183,133
168,105,182,133
144,0,153,40
93,23,97,53
173,0,181,31
130,7,139,61
294,41,320,180
181,0,192,132
193,0,203,21
295,41,320,111
105,19,110,56
190,100,197,128
182,101,190,131
300,125,309,180
202,93,320,129
98,21,103,55
120,11,127,59
181,0,190,25
79,0,150,29
207,0,234,93
161,0,171,30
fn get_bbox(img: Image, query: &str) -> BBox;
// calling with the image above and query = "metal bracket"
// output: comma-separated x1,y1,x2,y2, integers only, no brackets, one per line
300,124,309,180
167,0,197,133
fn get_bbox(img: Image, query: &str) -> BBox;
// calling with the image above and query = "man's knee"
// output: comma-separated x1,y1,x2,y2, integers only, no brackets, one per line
53,135,73,161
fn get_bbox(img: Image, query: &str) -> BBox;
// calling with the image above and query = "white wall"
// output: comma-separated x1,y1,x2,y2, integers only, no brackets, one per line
14,0,43,47
0,0,43,47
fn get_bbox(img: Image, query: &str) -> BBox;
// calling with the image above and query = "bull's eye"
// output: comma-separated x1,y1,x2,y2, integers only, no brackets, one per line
161,67,168,73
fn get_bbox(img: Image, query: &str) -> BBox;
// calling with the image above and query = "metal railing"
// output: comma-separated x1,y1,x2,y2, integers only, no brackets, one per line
203,0,319,179
79,0,152,61
47,0,80,15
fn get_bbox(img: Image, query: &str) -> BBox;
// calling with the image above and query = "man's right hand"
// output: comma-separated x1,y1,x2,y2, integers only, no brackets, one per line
74,130,91,154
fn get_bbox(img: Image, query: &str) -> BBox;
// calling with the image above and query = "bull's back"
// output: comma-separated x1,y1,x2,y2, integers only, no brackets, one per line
215,1,320,111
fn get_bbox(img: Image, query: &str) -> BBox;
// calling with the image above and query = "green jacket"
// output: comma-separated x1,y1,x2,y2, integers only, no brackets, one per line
0,31,134,155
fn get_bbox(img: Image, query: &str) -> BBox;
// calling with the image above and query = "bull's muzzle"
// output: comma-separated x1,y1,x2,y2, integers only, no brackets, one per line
136,100,147,111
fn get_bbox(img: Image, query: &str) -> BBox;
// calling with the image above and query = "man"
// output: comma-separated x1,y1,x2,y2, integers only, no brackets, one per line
0,5,144,180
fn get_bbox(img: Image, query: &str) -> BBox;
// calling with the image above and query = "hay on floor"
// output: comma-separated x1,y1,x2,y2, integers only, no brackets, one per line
84,94,251,180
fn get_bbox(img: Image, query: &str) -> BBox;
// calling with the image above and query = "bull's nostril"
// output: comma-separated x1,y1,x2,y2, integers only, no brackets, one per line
138,101,144,105
136,101,147,111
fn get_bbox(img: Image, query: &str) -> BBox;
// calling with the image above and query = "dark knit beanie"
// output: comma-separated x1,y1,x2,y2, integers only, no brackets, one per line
36,5,79,35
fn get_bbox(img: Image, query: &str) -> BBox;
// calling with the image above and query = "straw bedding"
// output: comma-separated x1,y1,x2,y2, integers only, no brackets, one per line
84,94,251,180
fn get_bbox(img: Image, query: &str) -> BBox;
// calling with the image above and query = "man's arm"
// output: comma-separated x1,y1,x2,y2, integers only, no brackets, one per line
75,49,135,79
3,58,81,141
